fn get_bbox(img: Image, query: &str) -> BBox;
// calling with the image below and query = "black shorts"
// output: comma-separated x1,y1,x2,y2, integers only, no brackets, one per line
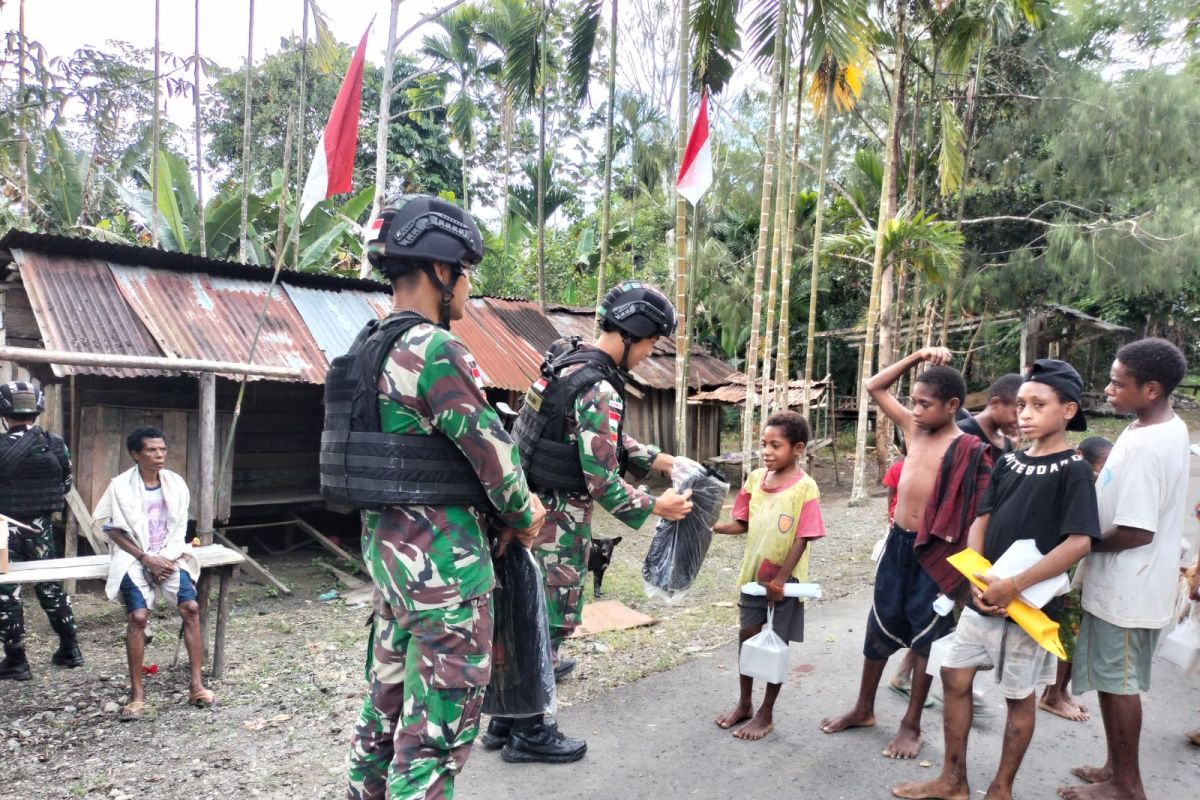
864,524,952,659
739,593,805,643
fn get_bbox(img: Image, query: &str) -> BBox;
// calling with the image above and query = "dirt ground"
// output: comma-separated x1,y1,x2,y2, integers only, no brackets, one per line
0,459,891,800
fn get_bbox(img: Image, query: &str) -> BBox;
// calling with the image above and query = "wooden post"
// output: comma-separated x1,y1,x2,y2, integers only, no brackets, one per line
197,570,211,665
212,568,232,679
1019,313,1030,372
197,373,216,545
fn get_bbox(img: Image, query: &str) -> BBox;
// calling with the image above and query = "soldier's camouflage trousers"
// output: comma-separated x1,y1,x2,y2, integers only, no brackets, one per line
347,593,493,800
532,507,592,653
0,515,76,646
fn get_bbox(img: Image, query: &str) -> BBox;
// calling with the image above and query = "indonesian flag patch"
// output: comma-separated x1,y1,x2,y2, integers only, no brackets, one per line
463,354,487,390
608,408,621,445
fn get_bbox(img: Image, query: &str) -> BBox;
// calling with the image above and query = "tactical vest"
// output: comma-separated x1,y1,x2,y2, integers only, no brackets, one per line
320,312,492,511
0,426,67,519
512,343,629,494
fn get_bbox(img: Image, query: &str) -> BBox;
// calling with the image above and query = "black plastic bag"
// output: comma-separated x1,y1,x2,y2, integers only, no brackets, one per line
483,544,556,718
642,457,730,601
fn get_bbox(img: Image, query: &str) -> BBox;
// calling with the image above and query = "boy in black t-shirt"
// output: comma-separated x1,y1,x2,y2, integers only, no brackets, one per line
894,360,1101,800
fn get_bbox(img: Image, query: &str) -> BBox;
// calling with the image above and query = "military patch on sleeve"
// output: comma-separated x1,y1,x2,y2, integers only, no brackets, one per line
608,408,621,445
463,353,487,390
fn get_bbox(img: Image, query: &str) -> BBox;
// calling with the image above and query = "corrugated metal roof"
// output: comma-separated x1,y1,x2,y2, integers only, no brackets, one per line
0,229,390,293
284,284,388,361
452,298,545,392
543,307,734,391
108,265,328,383
13,249,170,379
482,297,561,354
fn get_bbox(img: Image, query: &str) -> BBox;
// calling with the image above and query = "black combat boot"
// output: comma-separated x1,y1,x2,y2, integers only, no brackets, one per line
0,644,32,681
501,715,587,764
553,656,577,682
51,635,84,668
479,716,512,750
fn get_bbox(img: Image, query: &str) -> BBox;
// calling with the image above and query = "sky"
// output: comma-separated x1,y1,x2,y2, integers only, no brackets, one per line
0,1,442,72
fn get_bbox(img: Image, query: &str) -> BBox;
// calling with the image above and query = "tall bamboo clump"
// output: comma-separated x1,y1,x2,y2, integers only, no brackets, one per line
849,2,906,504
758,45,792,418
238,0,256,262
740,0,790,480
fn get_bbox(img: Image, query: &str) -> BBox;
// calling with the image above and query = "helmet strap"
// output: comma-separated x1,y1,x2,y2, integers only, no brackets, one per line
619,334,634,372
421,263,461,330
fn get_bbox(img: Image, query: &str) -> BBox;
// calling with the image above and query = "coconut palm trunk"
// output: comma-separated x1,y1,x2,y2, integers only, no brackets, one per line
672,0,691,453
16,0,29,228
941,38,984,344
740,0,789,480
536,1,548,309
293,0,309,266
849,2,906,505
363,0,401,278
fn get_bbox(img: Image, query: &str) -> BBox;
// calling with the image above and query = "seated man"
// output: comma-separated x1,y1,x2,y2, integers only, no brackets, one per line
92,426,213,721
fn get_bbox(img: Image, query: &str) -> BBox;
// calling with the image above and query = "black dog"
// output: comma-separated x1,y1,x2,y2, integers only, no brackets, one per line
587,536,622,597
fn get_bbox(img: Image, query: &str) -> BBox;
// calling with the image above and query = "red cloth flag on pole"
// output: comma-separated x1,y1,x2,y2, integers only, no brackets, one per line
675,90,712,205
299,27,370,220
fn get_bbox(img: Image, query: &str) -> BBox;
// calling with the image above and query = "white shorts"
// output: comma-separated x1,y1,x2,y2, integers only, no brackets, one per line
942,608,1057,699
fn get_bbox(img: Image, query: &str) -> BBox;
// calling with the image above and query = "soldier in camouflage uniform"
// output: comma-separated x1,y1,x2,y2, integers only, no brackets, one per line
344,195,546,800
0,381,82,681
487,282,694,763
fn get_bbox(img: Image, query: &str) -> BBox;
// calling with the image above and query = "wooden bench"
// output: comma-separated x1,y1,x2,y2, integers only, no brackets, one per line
0,544,245,679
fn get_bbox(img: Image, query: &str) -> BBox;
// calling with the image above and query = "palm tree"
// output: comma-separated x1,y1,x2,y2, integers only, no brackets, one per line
420,5,498,209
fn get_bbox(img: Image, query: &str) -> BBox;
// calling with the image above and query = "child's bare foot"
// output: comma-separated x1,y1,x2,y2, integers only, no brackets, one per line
882,722,923,759
715,703,753,729
818,706,876,733
732,708,773,741
1069,765,1112,784
1188,728,1200,746
1039,696,1089,722
1069,697,1089,714
1057,782,1146,800
892,777,969,800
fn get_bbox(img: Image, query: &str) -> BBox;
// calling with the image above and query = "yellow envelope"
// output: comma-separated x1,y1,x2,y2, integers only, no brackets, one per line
946,549,1068,660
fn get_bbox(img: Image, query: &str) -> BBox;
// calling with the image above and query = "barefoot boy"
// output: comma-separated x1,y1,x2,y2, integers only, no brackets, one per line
894,359,1101,800
1059,338,1190,800
820,347,973,759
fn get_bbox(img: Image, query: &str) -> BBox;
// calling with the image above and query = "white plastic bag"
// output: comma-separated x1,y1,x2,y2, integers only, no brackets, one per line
925,632,957,677
991,539,1069,609
739,605,789,684
1159,602,1200,676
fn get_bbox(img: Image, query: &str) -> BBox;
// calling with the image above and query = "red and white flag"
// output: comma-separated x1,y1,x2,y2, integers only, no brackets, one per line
299,27,370,220
675,90,712,206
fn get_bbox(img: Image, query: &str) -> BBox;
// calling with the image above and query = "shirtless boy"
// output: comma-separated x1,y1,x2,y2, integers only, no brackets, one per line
820,347,965,759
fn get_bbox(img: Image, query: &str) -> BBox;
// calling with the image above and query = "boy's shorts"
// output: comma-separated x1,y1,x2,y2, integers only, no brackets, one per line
120,565,198,613
1071,611,1161,696
864,524,953,659
942,608,1055,699
739,593,805,643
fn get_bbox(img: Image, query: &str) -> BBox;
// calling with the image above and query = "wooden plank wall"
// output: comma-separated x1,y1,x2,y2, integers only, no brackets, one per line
230,381,322,502
75,405,233,521
623,391,721,463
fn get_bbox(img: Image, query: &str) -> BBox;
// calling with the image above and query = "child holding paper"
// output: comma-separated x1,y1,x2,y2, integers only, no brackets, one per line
894,360,1102,800
712,411,826,741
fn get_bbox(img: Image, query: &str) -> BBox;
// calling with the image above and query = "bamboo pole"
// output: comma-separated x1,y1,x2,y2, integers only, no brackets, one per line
152,0,162,248
849,4,906,505
194,0,206,256
594,0,620,338
672,0,691,455
238,0,256,262
760,49,793,417
293,0,310,267
16,0,29,228
363,0,400,279
536,0,548,308
0,346,302,378
803,80,834,421
740,0,789,481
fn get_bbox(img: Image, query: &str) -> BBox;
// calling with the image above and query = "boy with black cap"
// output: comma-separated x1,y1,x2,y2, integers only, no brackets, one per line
895,359,1101,800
